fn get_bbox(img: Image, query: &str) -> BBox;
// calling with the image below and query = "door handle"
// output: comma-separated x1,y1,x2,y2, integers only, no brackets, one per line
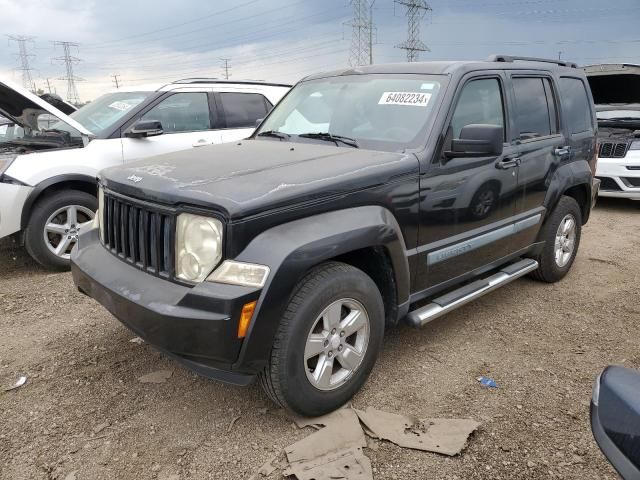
495,157,521,169
554,146,571,157
192,139,210,147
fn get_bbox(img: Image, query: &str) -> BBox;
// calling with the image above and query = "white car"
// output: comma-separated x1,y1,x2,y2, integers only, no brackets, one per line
0,78,290,268
585,64,640,201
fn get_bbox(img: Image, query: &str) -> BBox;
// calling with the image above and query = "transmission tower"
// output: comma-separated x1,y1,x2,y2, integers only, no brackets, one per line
395,0,431,62
347,0,375,67
111,73,121,89
53,41,83,104
7,35,36,91
221,58,231,80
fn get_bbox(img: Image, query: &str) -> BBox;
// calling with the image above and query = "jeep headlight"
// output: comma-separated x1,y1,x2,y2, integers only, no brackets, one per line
176,213,223,283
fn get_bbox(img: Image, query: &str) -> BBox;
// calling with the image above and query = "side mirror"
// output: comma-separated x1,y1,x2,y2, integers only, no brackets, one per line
125,120,163,138
591,366,640,479
446,124,504,158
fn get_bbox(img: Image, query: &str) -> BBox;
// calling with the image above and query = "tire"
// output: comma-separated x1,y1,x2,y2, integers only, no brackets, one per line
24,190,97,270
259,261,385,417
529,196,582,283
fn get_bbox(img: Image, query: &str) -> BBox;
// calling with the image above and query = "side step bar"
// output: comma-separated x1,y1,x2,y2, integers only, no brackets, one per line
407,258,539,328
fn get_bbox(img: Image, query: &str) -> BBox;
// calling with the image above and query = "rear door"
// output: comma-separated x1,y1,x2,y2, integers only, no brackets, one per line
214,91,273,143
121,91,221,162
507,74,567,250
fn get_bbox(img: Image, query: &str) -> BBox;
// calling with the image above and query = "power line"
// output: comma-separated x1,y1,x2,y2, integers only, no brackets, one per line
395,0,431,62
347,1,376,67
53,41,83,104
7,35,36,91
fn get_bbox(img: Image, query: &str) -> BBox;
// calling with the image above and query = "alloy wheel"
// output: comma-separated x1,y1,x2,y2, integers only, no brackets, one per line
43,205,95,259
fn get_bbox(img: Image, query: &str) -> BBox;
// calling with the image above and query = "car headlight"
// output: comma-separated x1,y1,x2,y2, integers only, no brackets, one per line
176,213,223,283
207,260,270,288
630,140,640,150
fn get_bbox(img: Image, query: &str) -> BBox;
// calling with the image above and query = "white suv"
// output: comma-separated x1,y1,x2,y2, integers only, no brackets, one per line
585,64,640,201
0,78,290,268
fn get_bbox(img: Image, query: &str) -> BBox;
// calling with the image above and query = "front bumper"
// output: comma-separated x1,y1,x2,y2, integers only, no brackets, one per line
596,155,640,200
71,228,261,385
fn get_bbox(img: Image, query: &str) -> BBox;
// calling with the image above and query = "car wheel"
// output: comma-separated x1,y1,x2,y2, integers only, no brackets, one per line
529,195,582,283
24,190,97,270
259,261,385,417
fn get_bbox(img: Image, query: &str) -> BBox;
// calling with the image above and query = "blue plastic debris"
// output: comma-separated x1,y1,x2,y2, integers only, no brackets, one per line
477,376,498,388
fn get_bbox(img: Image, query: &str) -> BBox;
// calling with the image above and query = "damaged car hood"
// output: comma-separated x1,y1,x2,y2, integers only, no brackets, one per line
100,140,416,219
0,77,91,136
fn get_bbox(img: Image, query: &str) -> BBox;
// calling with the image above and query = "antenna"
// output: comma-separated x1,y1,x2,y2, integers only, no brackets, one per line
52,41,83,104
395,0,431,62
221,58,231,80
347,0,376,67
7,35,36,91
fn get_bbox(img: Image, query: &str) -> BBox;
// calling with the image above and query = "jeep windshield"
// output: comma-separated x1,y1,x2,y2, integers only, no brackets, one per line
255,74,445,152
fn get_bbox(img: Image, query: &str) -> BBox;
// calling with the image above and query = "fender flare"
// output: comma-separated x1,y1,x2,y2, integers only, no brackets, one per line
232,205,410,372
20,174,97,229
542,159,593,225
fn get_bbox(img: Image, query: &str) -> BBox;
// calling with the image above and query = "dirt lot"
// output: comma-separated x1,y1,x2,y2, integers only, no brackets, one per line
1,198,639,480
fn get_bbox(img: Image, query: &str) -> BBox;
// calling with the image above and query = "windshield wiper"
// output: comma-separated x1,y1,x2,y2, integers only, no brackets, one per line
298,132,359,148
257,130,290,140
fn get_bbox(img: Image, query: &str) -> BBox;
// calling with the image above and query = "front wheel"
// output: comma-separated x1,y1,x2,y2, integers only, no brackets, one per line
259,262,385,417
24,190,97,270
530,195,582,283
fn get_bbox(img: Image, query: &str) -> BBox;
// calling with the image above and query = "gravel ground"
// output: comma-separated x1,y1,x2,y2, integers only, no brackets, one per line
1,198,639,480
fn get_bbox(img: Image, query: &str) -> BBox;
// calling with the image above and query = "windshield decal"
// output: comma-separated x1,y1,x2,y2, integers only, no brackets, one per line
108,100,140,111
378,92,431,107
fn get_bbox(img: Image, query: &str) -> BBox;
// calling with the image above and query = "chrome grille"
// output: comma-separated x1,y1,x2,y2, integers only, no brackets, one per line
102,191,175,278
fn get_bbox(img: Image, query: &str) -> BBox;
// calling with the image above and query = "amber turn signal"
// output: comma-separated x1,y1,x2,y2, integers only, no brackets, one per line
238,301,257,338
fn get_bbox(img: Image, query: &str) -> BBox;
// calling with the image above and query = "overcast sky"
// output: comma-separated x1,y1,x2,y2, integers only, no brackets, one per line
1,0,639,101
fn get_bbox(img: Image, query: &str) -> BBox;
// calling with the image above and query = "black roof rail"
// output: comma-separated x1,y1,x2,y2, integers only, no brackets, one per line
172,78,292,87
487,54,577,69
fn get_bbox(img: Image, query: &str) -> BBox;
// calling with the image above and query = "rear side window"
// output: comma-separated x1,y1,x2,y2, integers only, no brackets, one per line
450,78,505,139
219,93,272,128
559,78,593,134
141,92,210,133
512,77,558,140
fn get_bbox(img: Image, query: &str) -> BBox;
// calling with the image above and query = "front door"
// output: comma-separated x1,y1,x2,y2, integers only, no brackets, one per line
414,75,519,293
121,92,221,162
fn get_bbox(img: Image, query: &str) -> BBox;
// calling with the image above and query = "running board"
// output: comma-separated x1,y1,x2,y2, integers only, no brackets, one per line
406,258,539,328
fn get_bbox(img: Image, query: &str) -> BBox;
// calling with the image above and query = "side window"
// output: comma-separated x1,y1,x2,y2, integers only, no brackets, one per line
140,92,210,133
512,77,558,140
451,78,505,139
559,77,593,134
219,93,271,128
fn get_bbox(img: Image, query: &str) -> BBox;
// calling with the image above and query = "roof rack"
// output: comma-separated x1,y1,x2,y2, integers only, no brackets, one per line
172,78,292,87
487,55,577,69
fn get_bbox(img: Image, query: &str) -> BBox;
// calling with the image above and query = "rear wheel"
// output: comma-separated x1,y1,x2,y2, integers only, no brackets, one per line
259,262,384,417
530,196,582,283
24,190,96,270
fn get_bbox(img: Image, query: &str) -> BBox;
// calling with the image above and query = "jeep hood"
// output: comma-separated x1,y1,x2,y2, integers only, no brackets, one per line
100,140,416,219
585,64,640,105
0,77,91,136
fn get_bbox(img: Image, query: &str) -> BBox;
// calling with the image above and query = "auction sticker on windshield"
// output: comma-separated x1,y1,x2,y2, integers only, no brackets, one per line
379,92,431,106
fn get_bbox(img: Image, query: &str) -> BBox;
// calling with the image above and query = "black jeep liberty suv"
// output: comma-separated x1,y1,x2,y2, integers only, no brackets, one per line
72,56,599,416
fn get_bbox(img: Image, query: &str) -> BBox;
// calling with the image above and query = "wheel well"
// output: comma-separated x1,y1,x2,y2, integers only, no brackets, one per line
332,246,399,328
563,183,589,224
21,179,97,228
